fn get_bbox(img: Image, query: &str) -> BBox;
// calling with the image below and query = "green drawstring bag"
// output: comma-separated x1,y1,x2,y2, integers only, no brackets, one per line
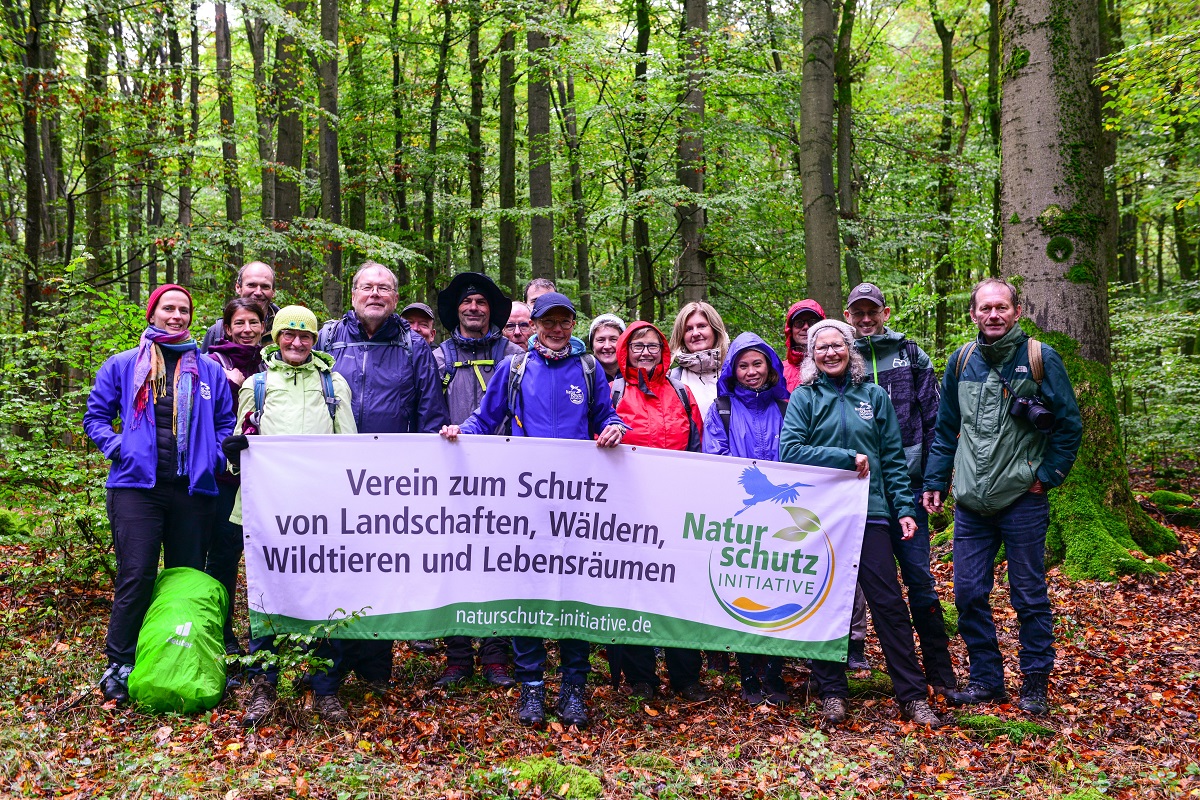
127,567,230,713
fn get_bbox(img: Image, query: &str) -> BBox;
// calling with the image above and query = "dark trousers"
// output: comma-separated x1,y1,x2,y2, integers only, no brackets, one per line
737,653,784,686
203,482,242,651
810,523,927,704
513,637,590,686
953,491,1054,687
445,635,511,667
334,639,394,683
246,634,341,696
890,487,956,687
618,646,702,689
105,482,216,664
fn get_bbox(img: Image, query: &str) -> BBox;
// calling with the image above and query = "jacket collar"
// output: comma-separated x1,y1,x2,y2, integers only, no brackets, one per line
977,324,1027,366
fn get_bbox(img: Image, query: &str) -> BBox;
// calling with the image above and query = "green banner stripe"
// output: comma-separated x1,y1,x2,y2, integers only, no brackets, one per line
250,600,850,661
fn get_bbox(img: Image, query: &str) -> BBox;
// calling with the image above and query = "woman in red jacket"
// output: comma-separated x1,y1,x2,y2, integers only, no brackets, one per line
608,320,708,702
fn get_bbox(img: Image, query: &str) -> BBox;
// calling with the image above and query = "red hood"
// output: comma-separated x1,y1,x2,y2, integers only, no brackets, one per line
616,320,671,384
784,299,826,365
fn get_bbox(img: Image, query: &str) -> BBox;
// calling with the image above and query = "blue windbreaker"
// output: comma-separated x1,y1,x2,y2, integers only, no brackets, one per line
84,347,235,495
702,332,789,461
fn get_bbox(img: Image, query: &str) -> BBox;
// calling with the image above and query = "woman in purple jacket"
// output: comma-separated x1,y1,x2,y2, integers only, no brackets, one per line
84,285,235,705
702,332,792,705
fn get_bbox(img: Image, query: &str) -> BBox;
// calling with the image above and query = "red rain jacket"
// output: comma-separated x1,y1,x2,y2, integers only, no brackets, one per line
614,321,703,452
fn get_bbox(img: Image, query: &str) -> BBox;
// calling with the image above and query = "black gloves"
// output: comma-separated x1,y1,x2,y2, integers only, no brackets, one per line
222,435,250,467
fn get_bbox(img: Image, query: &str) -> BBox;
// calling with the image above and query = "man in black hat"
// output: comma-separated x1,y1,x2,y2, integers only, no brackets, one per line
432,272,523,689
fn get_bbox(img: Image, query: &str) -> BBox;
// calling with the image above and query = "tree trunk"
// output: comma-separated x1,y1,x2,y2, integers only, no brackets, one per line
932,11,956,354
342,0,366,269
1000,0,1176,578
9,0,45,329
834,0,861,290
527,11,555,280
466,0,485,274
175,0,199,285
764,0,803,184
84,0,111,284
1117,182,1137,285
390,0,411,288
317,0,342,314
273,0,306,289
423,3,452,306
987,0,1000,278
555,67,591,314
676,0,707,304
242,8,274,222
498,26,518,296
800,0,841,315
215,0,243,265
632,0,654,321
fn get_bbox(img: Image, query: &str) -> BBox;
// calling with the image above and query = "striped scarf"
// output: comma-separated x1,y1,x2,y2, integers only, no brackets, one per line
131,326,200,476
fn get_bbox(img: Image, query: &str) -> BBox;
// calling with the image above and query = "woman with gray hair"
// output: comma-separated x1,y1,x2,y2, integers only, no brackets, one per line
779,320,944,728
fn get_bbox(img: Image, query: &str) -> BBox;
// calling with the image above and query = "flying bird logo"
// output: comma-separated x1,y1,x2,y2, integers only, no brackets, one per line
735,465,813,516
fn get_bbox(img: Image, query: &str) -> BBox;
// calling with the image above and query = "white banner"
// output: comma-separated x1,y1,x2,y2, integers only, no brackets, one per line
241,435,868,659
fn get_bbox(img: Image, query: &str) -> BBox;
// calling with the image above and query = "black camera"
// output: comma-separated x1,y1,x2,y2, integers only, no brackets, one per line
1011,395,1055,433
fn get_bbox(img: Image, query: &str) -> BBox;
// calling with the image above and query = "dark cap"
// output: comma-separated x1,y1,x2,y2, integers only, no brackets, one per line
788,299,826,324
437,272,512,332
530,291,576,319
847,282,886,309
400,302,434,320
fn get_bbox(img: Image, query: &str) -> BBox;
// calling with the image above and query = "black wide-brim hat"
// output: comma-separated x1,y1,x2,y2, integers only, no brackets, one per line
436,272,513,332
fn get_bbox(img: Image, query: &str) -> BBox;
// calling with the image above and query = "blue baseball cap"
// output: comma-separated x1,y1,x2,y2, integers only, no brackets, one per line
530,291,576,319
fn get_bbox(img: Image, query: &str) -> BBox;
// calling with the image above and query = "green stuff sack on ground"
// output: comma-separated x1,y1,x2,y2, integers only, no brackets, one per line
128,567,230,713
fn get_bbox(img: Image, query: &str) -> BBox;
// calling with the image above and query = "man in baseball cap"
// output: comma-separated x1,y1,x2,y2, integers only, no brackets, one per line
401,302,437,345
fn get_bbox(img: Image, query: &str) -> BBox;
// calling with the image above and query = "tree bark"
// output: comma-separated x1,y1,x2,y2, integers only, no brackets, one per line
676,0,707,303
498,25,518,296
834,0,861,290
527,10,555,280
764,0,803,183
1000,0,1176,578
242,7,274,222
987,0,1000,278
84,0,111,284
466,0,485,274
215,0,243,265
390,0,411,288
1117,182,1137,285
632,0,654,321
273,0,306,289
800,0,841,315
317,0,342,314
555,67,591,314
423,3,453,306
7,0,45,328
342,0,366,269
932,9,956,353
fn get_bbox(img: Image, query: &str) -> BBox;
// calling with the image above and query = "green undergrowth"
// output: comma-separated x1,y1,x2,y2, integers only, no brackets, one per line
940,600,958,637
848,669,894,697
1025,323,1178,579
957,713,1054,743
471,756,603,799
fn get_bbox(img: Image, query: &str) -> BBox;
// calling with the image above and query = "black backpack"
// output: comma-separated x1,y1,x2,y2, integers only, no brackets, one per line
611,374,701,451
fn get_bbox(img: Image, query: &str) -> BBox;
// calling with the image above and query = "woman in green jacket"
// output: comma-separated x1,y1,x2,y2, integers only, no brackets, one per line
779,320,943,728
220,305,357,728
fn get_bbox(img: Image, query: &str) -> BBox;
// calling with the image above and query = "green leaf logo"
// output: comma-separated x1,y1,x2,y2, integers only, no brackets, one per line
772,507,822,542
773,525,808,542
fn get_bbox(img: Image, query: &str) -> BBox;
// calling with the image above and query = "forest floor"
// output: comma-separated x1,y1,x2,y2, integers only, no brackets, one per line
2,477,1198,799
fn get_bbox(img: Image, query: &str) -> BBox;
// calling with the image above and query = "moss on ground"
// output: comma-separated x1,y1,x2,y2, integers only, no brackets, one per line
475,757,603,799
848,669,894,697
957,713,1054,743
1149,490,1194,506
941,600,958,637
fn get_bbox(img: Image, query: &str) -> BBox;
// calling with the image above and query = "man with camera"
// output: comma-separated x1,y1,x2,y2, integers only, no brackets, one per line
923,278,1081,716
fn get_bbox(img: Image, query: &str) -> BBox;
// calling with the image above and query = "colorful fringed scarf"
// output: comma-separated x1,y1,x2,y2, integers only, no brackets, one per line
130,326,200,477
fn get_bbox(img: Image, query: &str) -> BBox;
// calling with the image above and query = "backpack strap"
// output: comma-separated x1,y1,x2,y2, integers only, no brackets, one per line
715,394,733,434
1027,338,1044,385
253,371,267,414
320,369,340,431
211,351,233,371
610,376,625,410
322,319,413,359
666,376,701,451
504,352,530,433
955,342,979,380
580,354,597,408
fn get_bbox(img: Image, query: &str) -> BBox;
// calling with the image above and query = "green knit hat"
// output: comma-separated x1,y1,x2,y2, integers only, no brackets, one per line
271,305,320,340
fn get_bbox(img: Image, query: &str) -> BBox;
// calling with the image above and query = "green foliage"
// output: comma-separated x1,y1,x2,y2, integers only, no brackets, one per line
1148,490,1194,506
940,600,958,637
234,610,368,685
957,714,1054,743
847,669,894,697
0,509,32,537
472,757,603,800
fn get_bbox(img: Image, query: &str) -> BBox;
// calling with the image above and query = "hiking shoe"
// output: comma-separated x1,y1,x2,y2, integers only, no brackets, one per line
676,683,712,703
411,639,440,654
241,675,277,728
517,683,547,727
764,678,789,706
482,663,516,687
364,679,392,696
820,696,848,724
846,640,870,671
900,699,945,727
99,662,132,705
556,684,589,729
1017,673,1050,716
741,676,765,705
313,694,349,724
433,664,474,688
628,682,656,701
944,682,1009,707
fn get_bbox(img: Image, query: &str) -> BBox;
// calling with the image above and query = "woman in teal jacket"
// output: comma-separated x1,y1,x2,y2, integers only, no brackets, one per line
779,320,943,728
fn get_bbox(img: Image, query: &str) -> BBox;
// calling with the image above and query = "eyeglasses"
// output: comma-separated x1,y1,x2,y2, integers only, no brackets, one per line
355,284,396,296
814,343,847,355
629,342,663,354
537,317,575,330
504,322,532,332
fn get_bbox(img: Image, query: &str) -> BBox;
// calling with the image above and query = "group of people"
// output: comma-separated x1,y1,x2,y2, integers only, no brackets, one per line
84,259,1082,732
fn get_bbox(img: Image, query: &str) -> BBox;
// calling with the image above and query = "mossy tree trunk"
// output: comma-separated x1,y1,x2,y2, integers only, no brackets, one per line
1000,0,1177,579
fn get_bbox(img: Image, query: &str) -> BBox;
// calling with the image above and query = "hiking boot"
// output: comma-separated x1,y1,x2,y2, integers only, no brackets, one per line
846,640,870,671
313,693,349,724
411,639,440,654
556,684,589,729
241,675,277,728
943,682,1009,707
364,680,392,696
1017,673,1050,716
900,699,945,728
99,662,132,705
820,696,848,724
628,682,656,701
740,675,764,705
481,663,515,687
676,683,711,703
517,683,547,727
764,677,789,706
433,664,474,688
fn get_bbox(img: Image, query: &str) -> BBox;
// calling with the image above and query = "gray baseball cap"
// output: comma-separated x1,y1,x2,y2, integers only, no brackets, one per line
846,282,886,309
400,302,435,320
